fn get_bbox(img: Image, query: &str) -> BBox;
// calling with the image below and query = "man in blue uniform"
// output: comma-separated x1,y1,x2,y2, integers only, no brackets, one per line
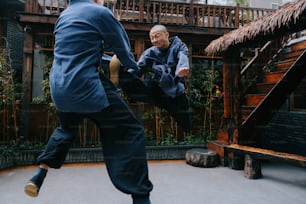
118,24,192,132
24,1,153,203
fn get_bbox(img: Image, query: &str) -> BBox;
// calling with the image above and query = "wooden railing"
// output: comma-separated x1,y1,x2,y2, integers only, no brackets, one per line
240,34,297,97
24,0,273,28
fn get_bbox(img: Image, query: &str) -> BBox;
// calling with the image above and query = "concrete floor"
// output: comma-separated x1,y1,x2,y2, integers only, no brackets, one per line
0,160,306,204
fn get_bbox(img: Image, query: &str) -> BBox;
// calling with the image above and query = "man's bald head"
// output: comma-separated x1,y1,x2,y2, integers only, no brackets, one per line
150,24,167,34
149,24,169,49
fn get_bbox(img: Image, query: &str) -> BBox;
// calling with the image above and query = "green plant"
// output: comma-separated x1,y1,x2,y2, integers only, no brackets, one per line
0,37,20,140
144,129,157,146
0,141,19,158
0,136,45,158
141,104,181,144
159,132,179,146
263,63,275,72
189,62,222,138
179,134,205,145
236,0,249,7
41,56,56,114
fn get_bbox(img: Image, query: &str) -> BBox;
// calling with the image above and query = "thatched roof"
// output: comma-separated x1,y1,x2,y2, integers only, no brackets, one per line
205,0,306,56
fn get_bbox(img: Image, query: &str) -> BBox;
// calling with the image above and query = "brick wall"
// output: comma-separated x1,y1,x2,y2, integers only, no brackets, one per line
6,3,24,84
260,100,306,156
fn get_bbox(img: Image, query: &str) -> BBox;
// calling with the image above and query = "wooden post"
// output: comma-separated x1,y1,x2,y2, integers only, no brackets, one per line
132,37,146,125
244,154,262,179
232,50,241,145
223,47,242,169
234,3,240,28
222,53,231,120
188,41,192,66
207,47,241,166
139,0,144,23
20,27,34,139
134,37,145,60
227,152,244,170
222,47,241,144
188,0,194,25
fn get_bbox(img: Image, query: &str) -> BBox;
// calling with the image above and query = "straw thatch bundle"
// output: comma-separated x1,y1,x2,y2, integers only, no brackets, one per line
205,0,306,56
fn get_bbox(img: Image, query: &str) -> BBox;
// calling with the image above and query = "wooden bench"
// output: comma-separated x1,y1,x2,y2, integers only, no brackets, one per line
226,144,306,179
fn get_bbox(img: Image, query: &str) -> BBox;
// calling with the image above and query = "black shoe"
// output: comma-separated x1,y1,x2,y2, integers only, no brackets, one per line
24,168,48,197
132,195,151,204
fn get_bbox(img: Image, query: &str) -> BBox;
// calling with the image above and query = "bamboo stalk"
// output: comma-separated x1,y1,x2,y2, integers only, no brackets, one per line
46,111,50,141
209,68,213,137
3,105,7,141
83,119,87,147
154,106,160,143
78,123,82,146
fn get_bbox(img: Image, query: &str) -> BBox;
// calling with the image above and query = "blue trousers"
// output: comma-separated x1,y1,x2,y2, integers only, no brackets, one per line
36,74,153,197
119,71,192,132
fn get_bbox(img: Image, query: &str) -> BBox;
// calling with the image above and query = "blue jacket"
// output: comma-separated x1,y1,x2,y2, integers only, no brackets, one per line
50,0,138,112
137,36,189,98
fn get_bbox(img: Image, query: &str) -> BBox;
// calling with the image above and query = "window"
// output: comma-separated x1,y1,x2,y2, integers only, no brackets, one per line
198,0,208,4
32,34,54,101
271,3,279,9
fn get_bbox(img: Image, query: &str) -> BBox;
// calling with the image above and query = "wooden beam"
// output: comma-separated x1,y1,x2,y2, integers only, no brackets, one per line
222,47,241,144
16,12,58,25
122,22,232,36
227,144,306,167
21,30,34,139
16,11,233,37
134,37,145,60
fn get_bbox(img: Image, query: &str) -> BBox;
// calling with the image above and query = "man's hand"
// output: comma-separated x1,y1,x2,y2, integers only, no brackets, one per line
177,67,189,77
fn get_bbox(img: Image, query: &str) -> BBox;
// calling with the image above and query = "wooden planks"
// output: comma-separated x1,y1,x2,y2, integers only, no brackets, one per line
226,144,306,167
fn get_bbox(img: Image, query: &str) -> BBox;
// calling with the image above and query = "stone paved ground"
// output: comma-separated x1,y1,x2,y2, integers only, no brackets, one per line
0,160,306,204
